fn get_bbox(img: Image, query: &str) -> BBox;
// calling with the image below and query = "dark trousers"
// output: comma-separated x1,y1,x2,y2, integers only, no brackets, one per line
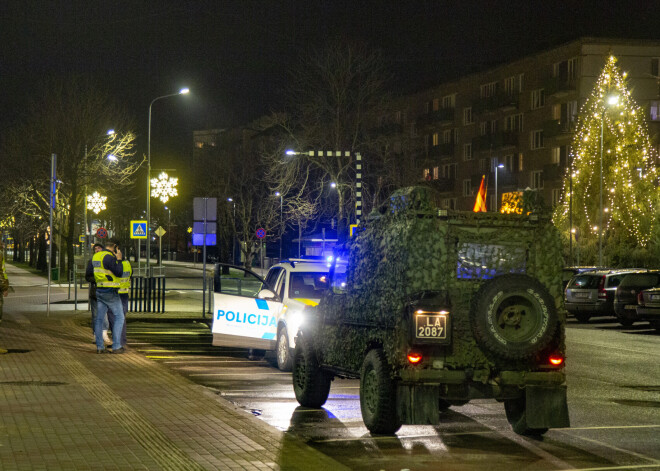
107,293,128,346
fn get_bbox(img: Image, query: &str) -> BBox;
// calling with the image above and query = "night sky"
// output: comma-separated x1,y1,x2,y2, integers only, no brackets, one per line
1,0,659,165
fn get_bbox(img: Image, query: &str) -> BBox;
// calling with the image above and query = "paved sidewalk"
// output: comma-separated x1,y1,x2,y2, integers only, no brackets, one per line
0,264,348,470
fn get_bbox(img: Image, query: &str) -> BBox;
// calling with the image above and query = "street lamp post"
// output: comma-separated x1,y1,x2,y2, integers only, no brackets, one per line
599,94,618,266
164,206,171,259
227,198,236,265
147,88,189,272
275,192,283,261
494,163,504,213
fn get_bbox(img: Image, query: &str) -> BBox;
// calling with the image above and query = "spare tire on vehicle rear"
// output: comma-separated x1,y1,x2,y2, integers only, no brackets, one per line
469,274,558,360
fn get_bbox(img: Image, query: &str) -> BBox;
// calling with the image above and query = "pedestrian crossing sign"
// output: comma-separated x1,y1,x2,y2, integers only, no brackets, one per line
130,220,148,239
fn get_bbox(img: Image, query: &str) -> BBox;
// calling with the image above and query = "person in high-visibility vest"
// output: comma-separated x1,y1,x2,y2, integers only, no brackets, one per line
107,259,132,348
85,243,111,344
92,238,126,354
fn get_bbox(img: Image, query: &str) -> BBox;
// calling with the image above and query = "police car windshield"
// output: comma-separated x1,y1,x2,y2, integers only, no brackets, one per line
289,272,329,299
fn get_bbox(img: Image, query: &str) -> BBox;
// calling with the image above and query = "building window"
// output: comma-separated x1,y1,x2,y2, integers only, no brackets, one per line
650,101,660,121
531,89,545,109
531,170,543,189
463,107,473,125
442,94,455,109
432,98,440,111
479,158,489,173
443,129,453,144
395,111,402,123
463,179,472,197
410,122,417,137
442,163,457,179
423,168,430,180
551,188,561,206
442,198,457,210
463,143,473,161
433,132,439,146
504,74,523,95
504,114,523,132
568,57,578,79
551,147,561,165
531,130,544,150
504,153,523,172
480,81,497,98
480,120,498,135
652,58,659,77
433,166,439,179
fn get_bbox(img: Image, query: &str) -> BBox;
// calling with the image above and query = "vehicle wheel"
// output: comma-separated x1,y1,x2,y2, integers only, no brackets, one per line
649,320,660,332
360,349,402,435
573,312,591,323
504,396,548,436
276,326,293,372
470,274,558,360
292,333,331,408
615,312,635,327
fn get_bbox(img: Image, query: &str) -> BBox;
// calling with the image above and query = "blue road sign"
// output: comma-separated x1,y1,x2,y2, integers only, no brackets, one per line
130,220,148,239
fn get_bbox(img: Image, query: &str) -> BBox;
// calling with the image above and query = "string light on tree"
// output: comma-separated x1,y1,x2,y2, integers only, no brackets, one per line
87,192,107,215
150,172,178,203
554,55,659,248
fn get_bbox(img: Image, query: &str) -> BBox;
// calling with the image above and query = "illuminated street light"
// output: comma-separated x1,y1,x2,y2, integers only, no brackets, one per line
87,191,107,215
147,87,190,270
150,171,178,203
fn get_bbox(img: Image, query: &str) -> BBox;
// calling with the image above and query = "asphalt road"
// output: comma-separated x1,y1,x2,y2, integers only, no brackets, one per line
125,315,660,471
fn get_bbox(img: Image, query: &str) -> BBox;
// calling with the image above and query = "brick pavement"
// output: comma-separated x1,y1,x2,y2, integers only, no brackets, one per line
0,264,348,470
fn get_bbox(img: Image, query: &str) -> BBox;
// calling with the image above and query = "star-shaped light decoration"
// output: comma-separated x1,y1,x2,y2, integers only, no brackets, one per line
87,192,107,214
151,172,178,203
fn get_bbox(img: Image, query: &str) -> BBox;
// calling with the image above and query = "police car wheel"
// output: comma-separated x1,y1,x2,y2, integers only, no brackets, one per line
470,274,558,360
276,327,293,372
504,396,548,436
292,333,331,408
359,349,402,435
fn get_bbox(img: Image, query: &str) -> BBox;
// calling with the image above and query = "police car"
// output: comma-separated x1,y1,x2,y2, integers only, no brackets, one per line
211,259,330,371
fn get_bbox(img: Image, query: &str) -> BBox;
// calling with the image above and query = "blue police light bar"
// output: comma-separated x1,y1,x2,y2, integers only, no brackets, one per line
192,233,217,246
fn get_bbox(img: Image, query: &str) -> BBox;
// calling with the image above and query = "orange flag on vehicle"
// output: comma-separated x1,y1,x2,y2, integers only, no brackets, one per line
473,175,487,212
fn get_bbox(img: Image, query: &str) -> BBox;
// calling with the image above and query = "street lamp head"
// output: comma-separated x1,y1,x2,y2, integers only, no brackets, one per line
330,182,337,188
107,129,115,135
106,154,118,162
275,192,281,197
607,94,619,106
179,88,190,95
285,150,296,156
227,197,233,202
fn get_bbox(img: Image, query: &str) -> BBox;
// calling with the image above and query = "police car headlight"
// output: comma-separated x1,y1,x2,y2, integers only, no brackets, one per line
288,309,305,332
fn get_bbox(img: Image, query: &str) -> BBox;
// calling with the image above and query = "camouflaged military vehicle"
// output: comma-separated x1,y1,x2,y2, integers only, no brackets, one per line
292,187,569,436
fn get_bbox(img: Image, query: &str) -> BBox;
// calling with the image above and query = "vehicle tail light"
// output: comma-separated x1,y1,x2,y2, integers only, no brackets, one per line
598,275,607,300
407,351,423,364
638,292,644,306
548,354,564,367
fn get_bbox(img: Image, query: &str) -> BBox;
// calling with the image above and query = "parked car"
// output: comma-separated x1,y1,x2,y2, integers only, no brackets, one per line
564,269,640,323
636,287,660,331
211,259,330,371
614,270,660,326
561,266,603,289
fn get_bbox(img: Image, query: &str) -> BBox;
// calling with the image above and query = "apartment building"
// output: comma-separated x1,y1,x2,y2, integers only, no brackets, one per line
399,37,660,211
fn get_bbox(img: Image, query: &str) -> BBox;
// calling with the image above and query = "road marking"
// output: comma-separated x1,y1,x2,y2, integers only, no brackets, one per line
562,425,660,431
189,372,291,377
572,341,660,357
556,465,660,471
128,331,209,335
555,429,660,465
163,359,267,364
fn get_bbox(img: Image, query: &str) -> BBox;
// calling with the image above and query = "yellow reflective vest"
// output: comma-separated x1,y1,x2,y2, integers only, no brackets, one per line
118,260,132,294
92,250,121,289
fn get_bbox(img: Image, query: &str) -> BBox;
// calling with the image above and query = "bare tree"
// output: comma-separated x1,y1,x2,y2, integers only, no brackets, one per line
0,76,142,273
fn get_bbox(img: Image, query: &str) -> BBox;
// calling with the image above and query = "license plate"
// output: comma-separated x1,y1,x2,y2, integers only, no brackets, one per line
624,305,637,310
415,314,448,340
650,294,660,301
574,292,589,299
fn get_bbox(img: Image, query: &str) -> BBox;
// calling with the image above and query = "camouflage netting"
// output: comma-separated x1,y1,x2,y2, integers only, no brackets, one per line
317,187,566,373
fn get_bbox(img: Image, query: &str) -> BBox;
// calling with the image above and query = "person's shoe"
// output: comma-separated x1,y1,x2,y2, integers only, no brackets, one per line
102,330,112,345
96,349,108,354
111,347,126,354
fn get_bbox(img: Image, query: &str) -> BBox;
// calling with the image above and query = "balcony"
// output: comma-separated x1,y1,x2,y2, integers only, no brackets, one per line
472,131,519,151
543,119,571,139
544,76,577,97
416,108,455,128
473,93,519,114
429,143,455,157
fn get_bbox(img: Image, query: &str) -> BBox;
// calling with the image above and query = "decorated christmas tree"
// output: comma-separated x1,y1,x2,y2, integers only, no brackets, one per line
554,55,659,254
